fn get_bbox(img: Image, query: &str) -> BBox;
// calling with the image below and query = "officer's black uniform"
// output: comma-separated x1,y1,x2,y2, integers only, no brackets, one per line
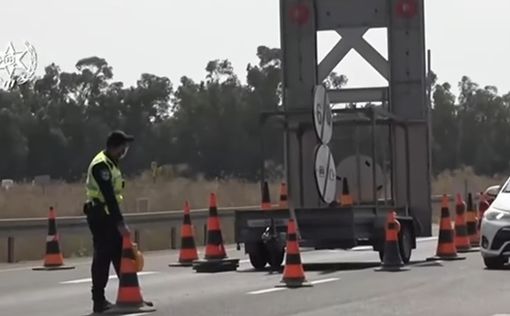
84,131,133,313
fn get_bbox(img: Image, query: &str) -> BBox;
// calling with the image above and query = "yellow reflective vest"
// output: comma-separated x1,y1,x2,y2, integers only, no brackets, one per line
85,151,124,215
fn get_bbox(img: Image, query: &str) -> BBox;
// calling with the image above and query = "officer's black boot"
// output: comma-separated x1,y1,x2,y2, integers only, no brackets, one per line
93,299,113,313
92,287,113,313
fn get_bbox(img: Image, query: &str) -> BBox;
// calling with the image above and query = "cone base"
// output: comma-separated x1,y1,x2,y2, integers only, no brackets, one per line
374,265,410,272
457,247,479,253
169,261,194,267
426,255,466,261
192,258,239,273
32,265,75,271
102,303,156,315
275,279,313,288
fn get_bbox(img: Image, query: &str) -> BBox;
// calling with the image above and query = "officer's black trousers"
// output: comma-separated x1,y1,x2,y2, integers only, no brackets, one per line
85,208,122,302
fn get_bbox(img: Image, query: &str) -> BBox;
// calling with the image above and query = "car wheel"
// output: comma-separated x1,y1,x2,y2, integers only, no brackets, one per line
483,256,507,269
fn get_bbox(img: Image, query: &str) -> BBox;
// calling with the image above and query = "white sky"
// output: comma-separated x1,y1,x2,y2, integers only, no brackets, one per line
2,0,510,98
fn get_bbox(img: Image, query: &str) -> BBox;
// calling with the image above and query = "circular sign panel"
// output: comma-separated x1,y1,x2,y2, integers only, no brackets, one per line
313,85,333,144
314,144,337,204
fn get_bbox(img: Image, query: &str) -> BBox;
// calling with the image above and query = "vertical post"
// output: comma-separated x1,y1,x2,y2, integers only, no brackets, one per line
370,108,377,208
7,237,15,263
355,126,362,205
280,0,320,210
170,227,176,250
405,125,411,215
389,0,431,236
259,115,266,187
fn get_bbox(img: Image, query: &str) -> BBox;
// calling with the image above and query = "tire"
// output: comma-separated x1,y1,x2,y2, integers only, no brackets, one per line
484,256,507,270
267,247,285,269
378,224,413,264
248,242,268,270
398,224,413,264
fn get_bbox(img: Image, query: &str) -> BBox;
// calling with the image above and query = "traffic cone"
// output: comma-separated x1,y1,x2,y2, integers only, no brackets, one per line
454,193,473,253
169,200,199,267
192,193,239,272
104,233,156,314
32,207,75,271
261,181,272,210
339,178,353,206
276,218,312,288
426,195,466,261
478,192,490,230
466,193,480,249
279,182,288,208
375,211,409,272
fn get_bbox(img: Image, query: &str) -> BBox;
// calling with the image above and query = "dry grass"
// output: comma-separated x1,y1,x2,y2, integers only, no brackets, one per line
0,167,505,219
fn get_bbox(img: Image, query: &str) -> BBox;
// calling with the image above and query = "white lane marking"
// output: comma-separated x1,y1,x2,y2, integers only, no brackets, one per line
60,271,158,284
247,288,286,295
247,277,339,295
239,259,250,264
417,237,438,242
309,277,340,285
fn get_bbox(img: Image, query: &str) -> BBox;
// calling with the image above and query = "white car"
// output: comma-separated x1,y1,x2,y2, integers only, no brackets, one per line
480,181,510,269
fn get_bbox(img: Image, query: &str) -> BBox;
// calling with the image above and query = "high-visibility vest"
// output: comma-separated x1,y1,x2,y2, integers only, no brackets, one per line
85,151,124,215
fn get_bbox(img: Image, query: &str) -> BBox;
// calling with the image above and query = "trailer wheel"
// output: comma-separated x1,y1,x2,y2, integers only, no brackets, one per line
248,242,268,270
378,224,413,264
267,247,285,269
398,224,413,264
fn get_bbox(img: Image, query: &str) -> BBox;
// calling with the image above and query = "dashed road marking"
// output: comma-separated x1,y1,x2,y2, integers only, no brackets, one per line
247,277,340,295
60,271,158,284
310,277,340,285
247,287,286,295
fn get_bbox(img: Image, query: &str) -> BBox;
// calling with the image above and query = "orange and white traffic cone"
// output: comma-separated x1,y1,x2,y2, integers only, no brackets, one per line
32,207,75,271
427,195,466,261
454,193,473,253
466,193,480,249
169,200,199,267
375,211,409,272
339,178,353,206
104,232,155,314
276,218,312,288
192,193,239,272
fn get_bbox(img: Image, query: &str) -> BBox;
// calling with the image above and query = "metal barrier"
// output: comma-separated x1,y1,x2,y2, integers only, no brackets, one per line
0,194,479,263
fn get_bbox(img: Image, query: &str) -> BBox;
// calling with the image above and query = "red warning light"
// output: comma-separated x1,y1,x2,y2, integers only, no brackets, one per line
396,0,417,18
290,3,310,26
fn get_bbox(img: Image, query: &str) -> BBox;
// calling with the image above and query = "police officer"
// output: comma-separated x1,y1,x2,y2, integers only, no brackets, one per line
84,130,133,313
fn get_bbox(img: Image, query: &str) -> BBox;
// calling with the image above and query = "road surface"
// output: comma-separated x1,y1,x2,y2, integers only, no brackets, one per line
0,237,509,316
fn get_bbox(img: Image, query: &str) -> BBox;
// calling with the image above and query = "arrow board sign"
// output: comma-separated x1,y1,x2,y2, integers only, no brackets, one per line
313,85,333,144
314,144,337,204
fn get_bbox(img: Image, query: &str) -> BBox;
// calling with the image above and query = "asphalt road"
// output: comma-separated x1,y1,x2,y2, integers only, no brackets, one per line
1,237,509,316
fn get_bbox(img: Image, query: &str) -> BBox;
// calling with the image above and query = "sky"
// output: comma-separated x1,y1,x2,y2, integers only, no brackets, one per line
2,0,510,98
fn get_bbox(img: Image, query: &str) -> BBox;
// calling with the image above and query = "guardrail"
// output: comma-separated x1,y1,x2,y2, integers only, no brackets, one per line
0,194,481,263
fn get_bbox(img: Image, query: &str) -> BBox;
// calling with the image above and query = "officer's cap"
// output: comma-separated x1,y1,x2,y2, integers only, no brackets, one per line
106,130,135,148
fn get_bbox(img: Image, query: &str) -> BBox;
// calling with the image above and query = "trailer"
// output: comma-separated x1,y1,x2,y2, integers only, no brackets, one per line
234,0,432,270
234,107,421,270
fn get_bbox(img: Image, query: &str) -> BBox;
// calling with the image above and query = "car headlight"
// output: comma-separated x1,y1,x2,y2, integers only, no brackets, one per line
484,209,510,221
